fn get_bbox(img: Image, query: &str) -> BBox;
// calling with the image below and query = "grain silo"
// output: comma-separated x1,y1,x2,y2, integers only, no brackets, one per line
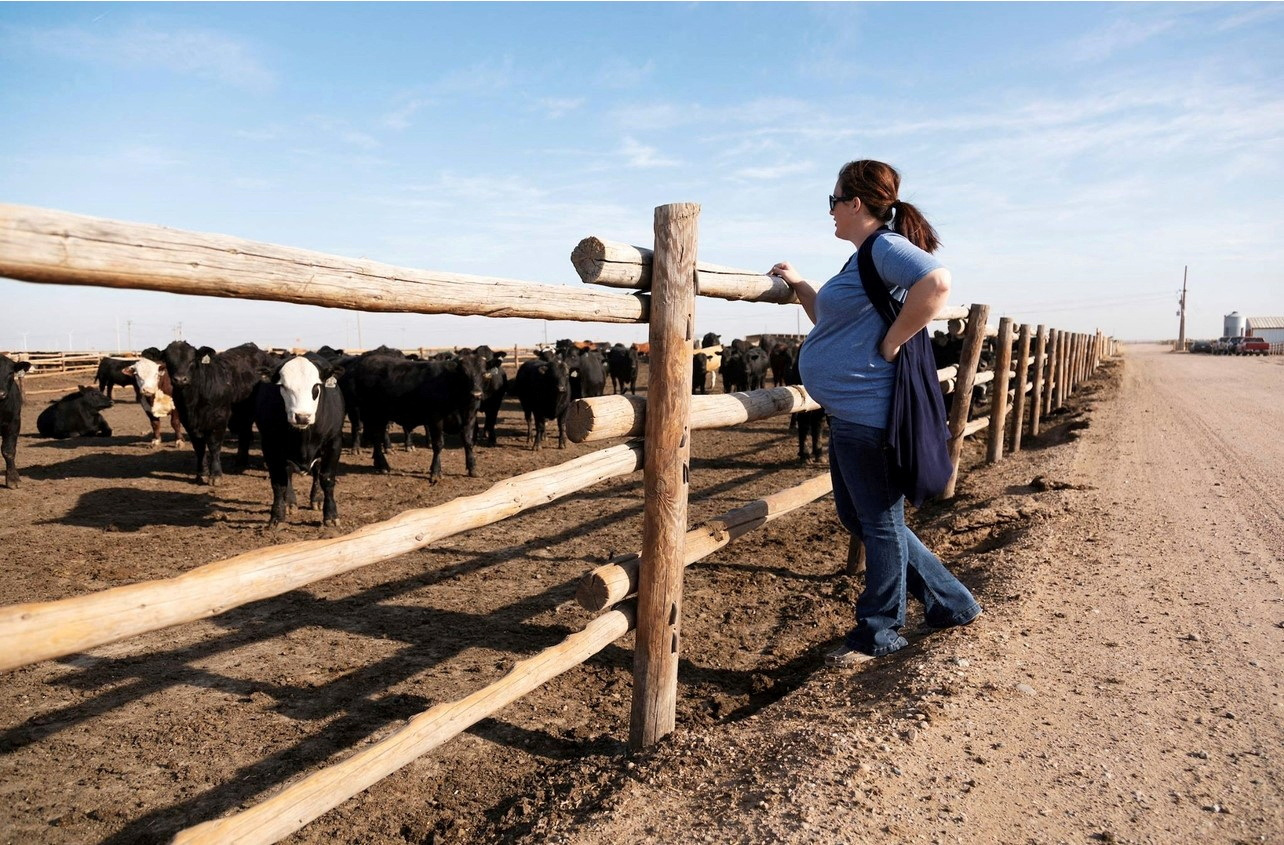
1224,312,1246,337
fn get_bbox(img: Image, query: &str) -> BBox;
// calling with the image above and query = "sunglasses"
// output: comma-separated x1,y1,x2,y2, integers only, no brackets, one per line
828,193,856,211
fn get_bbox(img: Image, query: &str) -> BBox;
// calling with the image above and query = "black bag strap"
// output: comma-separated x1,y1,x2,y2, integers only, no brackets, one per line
854,226,900,326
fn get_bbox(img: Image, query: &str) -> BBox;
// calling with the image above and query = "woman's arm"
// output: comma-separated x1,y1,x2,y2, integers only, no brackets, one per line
879,267,951,362
768,262,817,324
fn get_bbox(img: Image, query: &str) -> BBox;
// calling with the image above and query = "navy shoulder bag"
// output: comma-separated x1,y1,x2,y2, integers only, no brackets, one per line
855,228,955,506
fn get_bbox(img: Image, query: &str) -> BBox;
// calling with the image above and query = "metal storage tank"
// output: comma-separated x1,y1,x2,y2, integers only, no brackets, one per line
1224,311,1246,337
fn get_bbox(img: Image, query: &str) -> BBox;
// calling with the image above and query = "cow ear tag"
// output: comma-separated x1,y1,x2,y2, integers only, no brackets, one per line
325,376,338,388
200,354,212,365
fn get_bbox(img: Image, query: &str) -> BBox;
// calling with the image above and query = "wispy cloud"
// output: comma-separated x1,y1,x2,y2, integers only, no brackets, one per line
619,137,680,169
18,23,275,90
534,97,584,119
729,161,815,182
1066,14,1180,62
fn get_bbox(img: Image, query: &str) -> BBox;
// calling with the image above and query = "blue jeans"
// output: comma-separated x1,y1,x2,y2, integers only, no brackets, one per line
827,416,981,656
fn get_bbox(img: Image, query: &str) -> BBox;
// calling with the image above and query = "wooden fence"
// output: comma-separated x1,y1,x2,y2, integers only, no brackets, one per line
0,202,1113,844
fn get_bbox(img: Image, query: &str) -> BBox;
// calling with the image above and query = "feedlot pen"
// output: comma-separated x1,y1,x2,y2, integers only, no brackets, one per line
0,202,1110,843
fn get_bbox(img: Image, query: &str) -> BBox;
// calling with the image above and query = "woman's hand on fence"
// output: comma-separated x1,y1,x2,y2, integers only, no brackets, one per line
768,262,803,286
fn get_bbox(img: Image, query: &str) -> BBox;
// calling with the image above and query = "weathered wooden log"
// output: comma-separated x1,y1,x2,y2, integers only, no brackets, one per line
963,416,990,437
577,473,834,612
1009,324,1033,453
572,237,798,303
570,236,972,321
0,204,649,323
0,444,644,673
566,386,821,443
943,303,990,499
173,605,636,845
986,318,1015,464
631,202,698,749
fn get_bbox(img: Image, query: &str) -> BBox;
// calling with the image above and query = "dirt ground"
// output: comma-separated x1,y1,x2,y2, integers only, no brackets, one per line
1,344,1280,845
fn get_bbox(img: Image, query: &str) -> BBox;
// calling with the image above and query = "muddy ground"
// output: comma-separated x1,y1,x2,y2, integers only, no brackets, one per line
1,346,1279,844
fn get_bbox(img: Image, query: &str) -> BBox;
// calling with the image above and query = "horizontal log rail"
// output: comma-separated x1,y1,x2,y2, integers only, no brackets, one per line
570,235,970,321
577,473,833,611
173,604,636,845
566,385,821,444
0,204,650,323
0,443,644,673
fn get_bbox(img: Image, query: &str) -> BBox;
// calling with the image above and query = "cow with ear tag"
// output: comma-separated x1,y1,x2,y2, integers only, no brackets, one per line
254,352,346,529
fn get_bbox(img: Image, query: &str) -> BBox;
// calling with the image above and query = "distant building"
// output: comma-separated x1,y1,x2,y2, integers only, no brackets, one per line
1246,316,1284,345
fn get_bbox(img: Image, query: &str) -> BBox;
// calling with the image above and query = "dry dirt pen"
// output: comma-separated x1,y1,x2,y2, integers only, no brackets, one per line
0,202,1113,843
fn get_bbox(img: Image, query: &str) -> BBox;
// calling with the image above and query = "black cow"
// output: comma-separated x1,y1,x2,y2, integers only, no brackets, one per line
607,344,638,394
254,353,346,529
514,357,571,451
701,332,721,350
721,344,769,393
473,345,509,447
36,386,113,439
95,356,142,402
161,341,277,486
786,357,825,463
1,354,32,487
334,345,403,453
768,341,796,387
565,347,606,400
692,350,709,395
351,351,486,483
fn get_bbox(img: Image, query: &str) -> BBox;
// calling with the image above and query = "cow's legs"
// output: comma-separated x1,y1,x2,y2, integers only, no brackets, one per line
2,427,19,487
230,410,254,472
206,427,229,486
170,412,184,446
266,459,291,528
369,420,392,472
190,434,209,485
461,416,478,477
149,416,162,447
427,421,445,484
555,412,566,450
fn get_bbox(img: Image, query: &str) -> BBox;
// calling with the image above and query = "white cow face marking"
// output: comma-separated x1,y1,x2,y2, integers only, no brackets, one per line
278,357,323,427
131,358,163,398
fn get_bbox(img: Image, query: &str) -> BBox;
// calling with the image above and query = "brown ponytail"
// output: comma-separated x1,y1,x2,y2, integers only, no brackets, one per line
837,160,941,253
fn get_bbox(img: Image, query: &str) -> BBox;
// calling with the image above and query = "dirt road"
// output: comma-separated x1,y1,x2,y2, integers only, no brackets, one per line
534,345,1284,845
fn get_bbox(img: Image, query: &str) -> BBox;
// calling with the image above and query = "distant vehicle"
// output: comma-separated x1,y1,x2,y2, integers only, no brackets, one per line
1189,339,1213,353
1226,337,1248,355
1211,337,1232,355
1239,337,1270,356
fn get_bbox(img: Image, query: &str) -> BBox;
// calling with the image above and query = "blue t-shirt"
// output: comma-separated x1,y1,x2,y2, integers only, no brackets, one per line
797,232,944,428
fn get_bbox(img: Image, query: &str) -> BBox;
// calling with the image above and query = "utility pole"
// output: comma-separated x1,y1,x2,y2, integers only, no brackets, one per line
1176,265,1188,351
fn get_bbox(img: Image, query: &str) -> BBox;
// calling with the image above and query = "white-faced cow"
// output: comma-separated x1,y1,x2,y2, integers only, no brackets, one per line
123,349,184,447
160,341,278,486
254,353,345,529
1,354,32,487
350,351,486,484
36,386,113,439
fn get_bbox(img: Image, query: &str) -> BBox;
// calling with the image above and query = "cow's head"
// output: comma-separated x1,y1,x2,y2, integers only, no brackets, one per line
264,354,340,429
0,355,32,401
160,341,198,387
452,350,487,403
125,357,165,399
77,385,113,410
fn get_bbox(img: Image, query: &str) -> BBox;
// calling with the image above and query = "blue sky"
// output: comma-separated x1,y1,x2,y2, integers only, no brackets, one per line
2,2,1281,352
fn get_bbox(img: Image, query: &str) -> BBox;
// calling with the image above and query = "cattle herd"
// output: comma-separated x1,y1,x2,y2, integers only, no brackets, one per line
0,326,996,527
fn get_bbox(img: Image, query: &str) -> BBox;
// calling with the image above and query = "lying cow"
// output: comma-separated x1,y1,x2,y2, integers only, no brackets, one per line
254,353,345,529
1,354,32,487
95,356,141,402
124,349,184,447
36,386,113,439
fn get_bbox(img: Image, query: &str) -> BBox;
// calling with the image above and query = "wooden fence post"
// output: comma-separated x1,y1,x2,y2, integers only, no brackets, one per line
943,303,989,499
986,317,1014,464
1030,325,1047,437
630,202,698,750
1009,323,1032,453
1051,329,1065,411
